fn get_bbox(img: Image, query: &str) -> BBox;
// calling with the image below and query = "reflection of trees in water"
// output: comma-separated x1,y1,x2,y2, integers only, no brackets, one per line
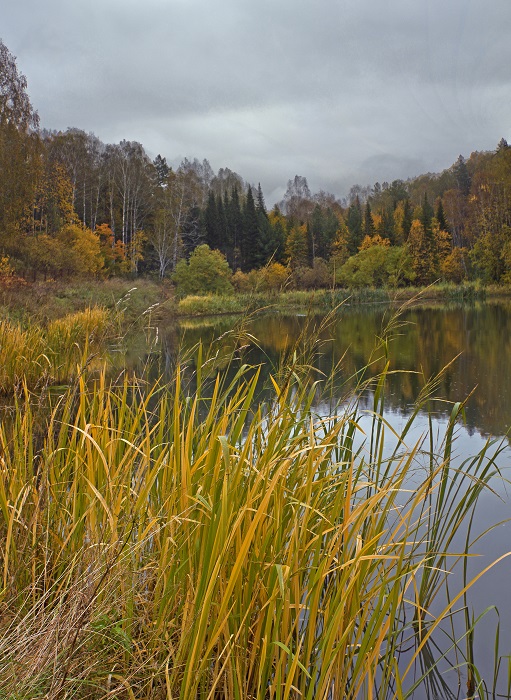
153,301,511,440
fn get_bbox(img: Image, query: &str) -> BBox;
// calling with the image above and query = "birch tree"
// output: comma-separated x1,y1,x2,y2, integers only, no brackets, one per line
149,168,201,279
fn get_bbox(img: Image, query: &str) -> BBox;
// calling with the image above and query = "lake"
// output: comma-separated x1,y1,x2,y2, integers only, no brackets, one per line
132,298,511,698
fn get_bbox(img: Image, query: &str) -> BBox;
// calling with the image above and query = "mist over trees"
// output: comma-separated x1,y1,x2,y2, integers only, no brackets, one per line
2,37,511,289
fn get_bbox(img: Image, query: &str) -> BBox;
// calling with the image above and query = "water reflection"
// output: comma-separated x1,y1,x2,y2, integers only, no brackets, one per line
149,300,511,441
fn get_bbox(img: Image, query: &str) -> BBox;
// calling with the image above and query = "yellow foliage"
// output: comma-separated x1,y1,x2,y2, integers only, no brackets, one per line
330,226,350,266
57,224,104,276
359,234,390,250
261,262,289,290
0,256,14,277
0,255,25,288
441,247,468,283
434,225,452,263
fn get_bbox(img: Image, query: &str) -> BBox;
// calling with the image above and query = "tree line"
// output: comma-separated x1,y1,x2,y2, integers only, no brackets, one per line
2,38,511,291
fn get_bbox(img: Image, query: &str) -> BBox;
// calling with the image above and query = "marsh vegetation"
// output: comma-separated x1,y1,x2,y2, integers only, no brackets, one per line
0,304,509,699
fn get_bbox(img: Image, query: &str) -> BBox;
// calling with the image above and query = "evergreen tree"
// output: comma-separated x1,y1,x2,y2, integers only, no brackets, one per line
436,199,449,232
420,194,434,233
402,198,413,240
227,186,244,269
364,201,374,238
346,197,363,254
253,182,276,266
270,217,286,263
256,183,267,217
153,154,169,187
203,191,221,250
242,186,260,270
216,193,228,257
309,205,322,262
378,206,395,244
286,225,308,269
452,155,471,196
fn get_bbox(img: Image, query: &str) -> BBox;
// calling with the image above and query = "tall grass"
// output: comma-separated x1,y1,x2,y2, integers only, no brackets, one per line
0,312,507,699
176,282,491,318
0,306,110,392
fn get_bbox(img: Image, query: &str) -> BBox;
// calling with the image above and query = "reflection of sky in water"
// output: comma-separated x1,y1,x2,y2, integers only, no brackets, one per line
316,398,511,696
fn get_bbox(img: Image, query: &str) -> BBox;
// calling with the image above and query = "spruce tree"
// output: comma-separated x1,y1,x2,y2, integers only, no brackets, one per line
402,198,413,240
256,183,267,217
436,199,449,232
421,194,434,233
364,201,374,238
228,186,244,269
242,186,260,270
203,191,220,250
270,217,286,263
452,155,471,196
346,197,363,254
216,193,228,257
380,206,395,244
153,154,169,187
309,205,323,262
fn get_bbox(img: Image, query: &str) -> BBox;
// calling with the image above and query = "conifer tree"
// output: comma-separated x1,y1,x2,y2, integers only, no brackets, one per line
421,194,434,233
452,155,471,196
364,201,374,238
227,186,243,269
346,197,363,254
216,193,228,256
203,191,221,250
402,198,413,240
286,225,308,269
153,154,169,187
242,186,260,270
378,206,395,244
254,186,276,267
436,199,449,233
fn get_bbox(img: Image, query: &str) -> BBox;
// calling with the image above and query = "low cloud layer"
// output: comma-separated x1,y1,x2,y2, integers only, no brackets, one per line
4,0,510,202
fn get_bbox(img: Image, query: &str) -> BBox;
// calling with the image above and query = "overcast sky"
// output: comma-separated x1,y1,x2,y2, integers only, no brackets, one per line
3,0,510,204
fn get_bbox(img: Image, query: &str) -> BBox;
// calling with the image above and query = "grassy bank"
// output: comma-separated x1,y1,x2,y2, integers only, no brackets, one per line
0,278,172,326
0,323,507,699
176,281,497,316
1,277,507,325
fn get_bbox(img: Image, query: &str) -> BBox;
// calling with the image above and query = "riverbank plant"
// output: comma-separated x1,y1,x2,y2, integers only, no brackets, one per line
0,312,507,699
176,282,490,317
0,306,110,392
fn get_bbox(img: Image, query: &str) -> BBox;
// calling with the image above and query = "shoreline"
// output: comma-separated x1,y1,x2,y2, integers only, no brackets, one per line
2,278,511,325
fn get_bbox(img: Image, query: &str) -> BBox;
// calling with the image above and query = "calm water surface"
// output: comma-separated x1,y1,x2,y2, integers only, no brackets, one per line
136,299,511,698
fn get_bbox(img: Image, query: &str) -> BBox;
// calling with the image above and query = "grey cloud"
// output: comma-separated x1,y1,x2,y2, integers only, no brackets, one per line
3,0,510,202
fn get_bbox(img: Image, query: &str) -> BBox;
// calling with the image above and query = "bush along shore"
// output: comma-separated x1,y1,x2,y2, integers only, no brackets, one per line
0,314,508,699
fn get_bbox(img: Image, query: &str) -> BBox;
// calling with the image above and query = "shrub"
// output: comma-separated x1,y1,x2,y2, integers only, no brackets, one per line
173,245,234,297
337,245,414,288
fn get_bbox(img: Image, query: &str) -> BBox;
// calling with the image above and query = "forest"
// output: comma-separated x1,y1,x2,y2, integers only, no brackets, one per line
2,38,511,296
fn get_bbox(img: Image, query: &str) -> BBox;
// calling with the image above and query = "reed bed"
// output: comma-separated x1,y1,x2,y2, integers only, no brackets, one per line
0,306,110,392
175,283,490,318
0,321,507,699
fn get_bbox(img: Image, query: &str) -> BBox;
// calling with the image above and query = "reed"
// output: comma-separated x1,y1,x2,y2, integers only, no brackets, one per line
0,306,110,393
0,318,506,699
